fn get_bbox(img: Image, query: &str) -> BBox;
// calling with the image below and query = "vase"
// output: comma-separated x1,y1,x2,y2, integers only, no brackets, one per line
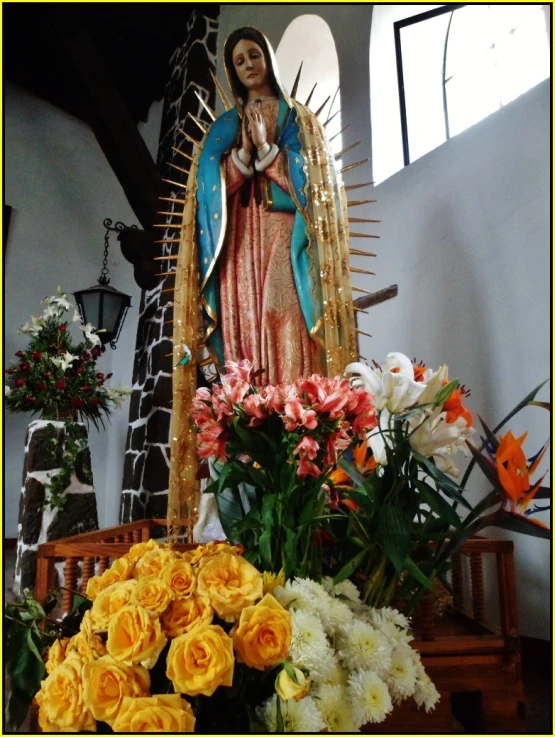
41,406,77,422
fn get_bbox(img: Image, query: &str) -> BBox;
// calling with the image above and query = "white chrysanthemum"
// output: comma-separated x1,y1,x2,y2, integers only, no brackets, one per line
259,695,326,733
368,606,410,630
337,619,392,677
275,579,318,612
413,668,441,712
290,609,329,672
331,578,361,603
312,653,347,687
373,618,414,647
314,683,359,732
348,669,393,725
326,596,354,634
386,647,418,701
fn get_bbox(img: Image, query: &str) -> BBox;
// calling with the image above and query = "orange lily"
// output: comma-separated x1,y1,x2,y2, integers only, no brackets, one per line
442,383,473,427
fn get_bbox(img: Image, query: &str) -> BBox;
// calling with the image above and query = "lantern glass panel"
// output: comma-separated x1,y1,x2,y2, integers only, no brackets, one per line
101,293,124,337
80,291,101,328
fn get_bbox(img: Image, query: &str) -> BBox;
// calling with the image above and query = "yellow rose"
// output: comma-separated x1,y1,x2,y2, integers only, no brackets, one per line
35,654,96,732
107,605,167,668
161,594,214,638
45,638,70,675
182,542,241,566
90,580,138,631
232,593,292,670
162,559,197,599
112,694,196,733
196,552,263,622
82,655,150,725
275,665,310,701
134,546,180,579
86,557,134,600
125,538,158,565
131,575,173,615
66,629,107,664
166,624,234,697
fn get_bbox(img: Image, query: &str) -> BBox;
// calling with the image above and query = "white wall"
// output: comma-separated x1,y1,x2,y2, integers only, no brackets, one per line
4,83,162,535
221,7,550,639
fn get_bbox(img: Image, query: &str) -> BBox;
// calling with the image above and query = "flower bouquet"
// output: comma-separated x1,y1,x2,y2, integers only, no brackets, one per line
26,539,438,733
192,360,377,579
5,287,131,427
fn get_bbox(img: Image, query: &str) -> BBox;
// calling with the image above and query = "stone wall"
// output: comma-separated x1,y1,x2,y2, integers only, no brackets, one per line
120,8,219,523
15,420,98,594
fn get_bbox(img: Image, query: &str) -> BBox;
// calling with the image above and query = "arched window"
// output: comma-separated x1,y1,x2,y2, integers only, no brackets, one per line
276,15,342,145
371,4,550,184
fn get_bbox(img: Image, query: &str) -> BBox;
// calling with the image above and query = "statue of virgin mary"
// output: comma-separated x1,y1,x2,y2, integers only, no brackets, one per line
168,27,358,536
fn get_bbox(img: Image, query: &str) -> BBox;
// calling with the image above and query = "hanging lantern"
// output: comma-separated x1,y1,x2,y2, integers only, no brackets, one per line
73,219,134,350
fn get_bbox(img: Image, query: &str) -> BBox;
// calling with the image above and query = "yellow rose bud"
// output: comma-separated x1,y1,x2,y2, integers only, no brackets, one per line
112,694,196,733
82,655,150,726
45,637,70,675
166,623,234,697
90,580,138,631
183,542,242,566
134,546,180,579
196,552,263,622
107,605,167,669
162,594,214,638
162,559,197,599
35,654,96,732
275,665,310,701
131,575,173,615
232,593,291,670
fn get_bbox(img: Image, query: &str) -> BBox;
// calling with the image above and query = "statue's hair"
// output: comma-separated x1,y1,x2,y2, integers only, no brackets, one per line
224,27,279,104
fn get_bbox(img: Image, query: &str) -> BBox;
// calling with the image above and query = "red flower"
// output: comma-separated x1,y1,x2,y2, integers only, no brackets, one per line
91,347,102,358
96,373,105,380
72,397,84,409
32,351,43,361
314,529,335,547
36,382,47,392
76,367,84,375
44,372,52,379
81,351,89,361
82,385,91,392
15,350,25,358
90,398,99,408
55,380,66,390
59,324,67,332
15,378,25,388
5,368,14,375
20,362,31,373
26,396,37,405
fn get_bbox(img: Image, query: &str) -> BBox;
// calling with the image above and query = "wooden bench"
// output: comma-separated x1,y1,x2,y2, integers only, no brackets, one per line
35,525,525,732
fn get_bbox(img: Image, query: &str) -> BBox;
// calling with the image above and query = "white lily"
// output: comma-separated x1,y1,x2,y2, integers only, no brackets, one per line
346,352,425,413
106,385,132,408
51,351,79,372
19,315,44,336
71,310,82,323
81,323,102,347
407,408,474,478
5,385,12,396
42,303,64,320
418,364,449,406
366,409,395,467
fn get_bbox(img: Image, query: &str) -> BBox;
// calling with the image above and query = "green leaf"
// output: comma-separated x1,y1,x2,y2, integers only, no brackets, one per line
7,687,32,730
477,414,500,452
215,487,245,542
280,461,295,493
259,530,272,568
283,528,297,576
415,480,462,530
465,442,504,493
477,510,551,539
404,557,434,590
261,494,276,532
463,488,501,524
375,506,412,574
333,548,367,586
282,661,300,685
412,451,473,511
434,378,459,406
337,457,366,487
276,696,285,732
345,490,376,519
492,379,550,435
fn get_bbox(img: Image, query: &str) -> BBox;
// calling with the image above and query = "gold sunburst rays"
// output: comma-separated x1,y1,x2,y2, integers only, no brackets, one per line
209,69,232,111
195,90,217,121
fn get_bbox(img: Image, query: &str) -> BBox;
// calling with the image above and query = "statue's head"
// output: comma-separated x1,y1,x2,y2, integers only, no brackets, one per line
224,27,279,103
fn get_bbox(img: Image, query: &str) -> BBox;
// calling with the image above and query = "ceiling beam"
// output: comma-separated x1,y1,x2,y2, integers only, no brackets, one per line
52,8,162,230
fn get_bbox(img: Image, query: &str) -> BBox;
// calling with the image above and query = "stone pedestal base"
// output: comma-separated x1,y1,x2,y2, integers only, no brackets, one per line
14,420,99,595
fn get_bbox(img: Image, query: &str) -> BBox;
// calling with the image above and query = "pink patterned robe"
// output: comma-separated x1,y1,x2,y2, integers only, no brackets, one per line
219,100,319,385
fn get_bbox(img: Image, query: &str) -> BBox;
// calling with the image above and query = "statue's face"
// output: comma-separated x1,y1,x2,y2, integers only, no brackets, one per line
232,39,268,91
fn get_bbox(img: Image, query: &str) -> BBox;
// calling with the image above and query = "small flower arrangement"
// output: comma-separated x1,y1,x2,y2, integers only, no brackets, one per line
192,360,378,578
5,287,131,425
31,540,438,733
